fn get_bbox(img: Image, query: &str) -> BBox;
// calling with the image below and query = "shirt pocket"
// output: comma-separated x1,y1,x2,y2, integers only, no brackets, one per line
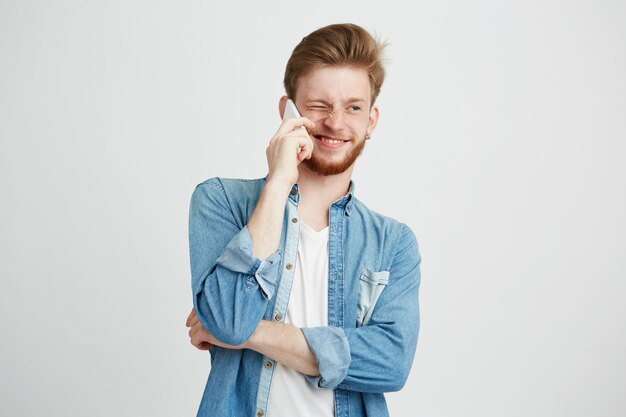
356,268,390,327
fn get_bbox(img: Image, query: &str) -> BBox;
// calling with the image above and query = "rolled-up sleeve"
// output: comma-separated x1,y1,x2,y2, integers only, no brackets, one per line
215,226,282,300
301,326,351,389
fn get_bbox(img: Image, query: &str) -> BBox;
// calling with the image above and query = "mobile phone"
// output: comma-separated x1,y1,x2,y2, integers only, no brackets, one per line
283,99,307,155
283,99,301,120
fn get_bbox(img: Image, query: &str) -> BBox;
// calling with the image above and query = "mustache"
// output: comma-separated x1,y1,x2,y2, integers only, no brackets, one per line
309,129,349,141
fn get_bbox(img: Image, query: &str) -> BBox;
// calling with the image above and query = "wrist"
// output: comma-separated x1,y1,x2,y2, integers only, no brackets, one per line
263,178,294,201
243,320,269,350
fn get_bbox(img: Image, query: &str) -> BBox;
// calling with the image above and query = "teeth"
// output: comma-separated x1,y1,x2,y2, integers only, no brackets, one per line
320,138,343,144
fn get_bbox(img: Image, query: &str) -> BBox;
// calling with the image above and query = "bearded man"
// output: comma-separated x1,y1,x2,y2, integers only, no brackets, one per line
186,23,422,417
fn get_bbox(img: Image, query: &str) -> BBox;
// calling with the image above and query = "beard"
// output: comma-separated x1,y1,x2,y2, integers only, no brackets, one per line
302,130,367,176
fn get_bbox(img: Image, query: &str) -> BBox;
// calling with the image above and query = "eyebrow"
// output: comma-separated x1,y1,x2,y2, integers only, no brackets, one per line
305,98,367,106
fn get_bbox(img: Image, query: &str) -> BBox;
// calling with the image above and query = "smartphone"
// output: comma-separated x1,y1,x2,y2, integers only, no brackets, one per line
283,99,306,155
283,99,301,120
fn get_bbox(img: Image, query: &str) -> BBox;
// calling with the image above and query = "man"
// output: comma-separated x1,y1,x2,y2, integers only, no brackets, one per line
186,23,421,417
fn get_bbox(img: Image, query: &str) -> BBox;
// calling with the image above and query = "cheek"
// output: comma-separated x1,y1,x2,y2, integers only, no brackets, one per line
349,118,369,134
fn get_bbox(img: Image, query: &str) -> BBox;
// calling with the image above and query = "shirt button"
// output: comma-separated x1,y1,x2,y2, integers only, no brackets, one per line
291,217,298,223
286,263,293,270
257,410,264,417
274,313,282,321
290,188,297,196
264,361,273,369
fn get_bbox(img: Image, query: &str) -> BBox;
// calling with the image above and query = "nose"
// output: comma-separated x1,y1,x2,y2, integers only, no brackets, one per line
322,109,345,132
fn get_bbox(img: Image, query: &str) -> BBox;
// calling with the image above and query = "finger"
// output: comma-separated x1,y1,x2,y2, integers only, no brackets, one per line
188,313,200,329
297,134,314,158
190,329,206,347
296,144,311,162
189,320,203,337
297,136,314,161
275,117,315,137
189,320,200,337
185,308,196,327
186,315,199,333
286,116,314,131
197,342,214,351
193,339,214,351
274,131,311,158
191,334,205,349
296,144,309,162
191,328,214,350
301,117,316,130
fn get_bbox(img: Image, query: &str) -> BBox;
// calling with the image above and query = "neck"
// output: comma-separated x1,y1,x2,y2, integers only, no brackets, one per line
297,163,354,205
294,163,353,231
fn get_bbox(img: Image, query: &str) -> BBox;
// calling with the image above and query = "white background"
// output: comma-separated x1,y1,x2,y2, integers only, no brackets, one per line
1,1,625,416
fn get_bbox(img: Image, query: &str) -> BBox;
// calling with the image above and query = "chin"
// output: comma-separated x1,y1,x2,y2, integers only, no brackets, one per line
303,140,366,176
303,159,352,176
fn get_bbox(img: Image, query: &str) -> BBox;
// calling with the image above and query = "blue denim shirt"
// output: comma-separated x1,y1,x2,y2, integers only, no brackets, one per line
189,177,421,417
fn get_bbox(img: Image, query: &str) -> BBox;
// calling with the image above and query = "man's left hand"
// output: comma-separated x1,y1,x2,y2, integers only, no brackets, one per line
186,308,246,351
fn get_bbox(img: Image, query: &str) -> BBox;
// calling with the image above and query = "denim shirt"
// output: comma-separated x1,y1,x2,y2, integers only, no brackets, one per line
189,177,421,417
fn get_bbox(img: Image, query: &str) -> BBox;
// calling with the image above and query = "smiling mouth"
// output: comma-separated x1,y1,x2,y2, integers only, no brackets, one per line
314,135,349,145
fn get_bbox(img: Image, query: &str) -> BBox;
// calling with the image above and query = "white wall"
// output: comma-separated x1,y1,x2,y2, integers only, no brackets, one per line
1,1,624,416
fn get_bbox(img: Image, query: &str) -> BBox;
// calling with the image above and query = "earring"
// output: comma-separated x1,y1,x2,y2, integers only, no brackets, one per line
365,133,371,140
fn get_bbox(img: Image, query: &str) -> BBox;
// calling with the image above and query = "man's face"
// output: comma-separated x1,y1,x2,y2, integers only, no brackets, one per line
293,65,379,176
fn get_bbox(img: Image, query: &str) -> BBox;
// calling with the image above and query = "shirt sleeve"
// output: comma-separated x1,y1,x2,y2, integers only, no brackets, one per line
301,225,421,392
301,327,351,389
189,179,283,346
215,225,282,300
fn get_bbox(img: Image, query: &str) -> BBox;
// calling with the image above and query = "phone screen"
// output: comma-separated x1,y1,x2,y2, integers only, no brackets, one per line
283,99,301,120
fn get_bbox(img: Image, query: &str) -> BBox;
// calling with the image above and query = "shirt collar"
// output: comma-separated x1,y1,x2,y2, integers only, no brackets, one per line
331,180,355,216
273,177,355,216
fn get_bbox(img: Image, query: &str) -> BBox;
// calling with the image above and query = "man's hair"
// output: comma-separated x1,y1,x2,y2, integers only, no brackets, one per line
284,23,387,105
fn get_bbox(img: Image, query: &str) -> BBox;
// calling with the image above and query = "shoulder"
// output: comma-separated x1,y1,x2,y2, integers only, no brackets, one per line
350,197,420,262
350,197,410,236
192,176,266,202
194,176,266,193
190,177,266,225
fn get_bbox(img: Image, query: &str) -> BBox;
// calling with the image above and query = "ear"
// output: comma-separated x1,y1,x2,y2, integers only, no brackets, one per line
367,104,380,135
278,96,289,119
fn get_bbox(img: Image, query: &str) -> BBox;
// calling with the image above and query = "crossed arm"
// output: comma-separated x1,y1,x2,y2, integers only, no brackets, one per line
186,309,319,376
188,179,420,392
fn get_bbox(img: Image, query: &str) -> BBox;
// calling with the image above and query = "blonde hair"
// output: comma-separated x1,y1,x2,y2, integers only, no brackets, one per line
284,23,387,105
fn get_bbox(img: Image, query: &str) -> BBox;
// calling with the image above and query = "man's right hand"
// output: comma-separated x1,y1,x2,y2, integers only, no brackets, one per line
265,117,315,189
245,117,315,260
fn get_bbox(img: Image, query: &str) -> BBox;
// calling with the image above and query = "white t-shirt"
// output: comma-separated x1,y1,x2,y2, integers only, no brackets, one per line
266,221,335,417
